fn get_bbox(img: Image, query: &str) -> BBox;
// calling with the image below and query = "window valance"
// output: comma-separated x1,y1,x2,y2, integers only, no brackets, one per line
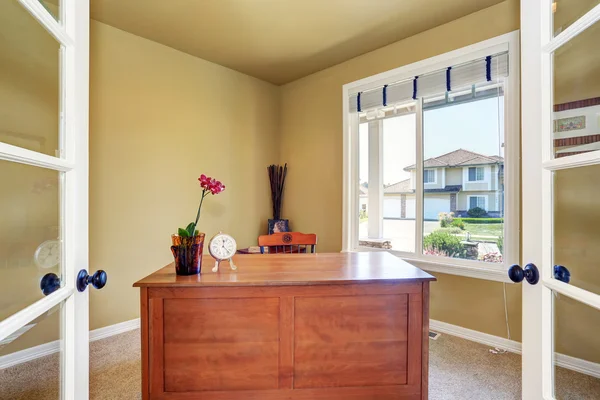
349,52,508,113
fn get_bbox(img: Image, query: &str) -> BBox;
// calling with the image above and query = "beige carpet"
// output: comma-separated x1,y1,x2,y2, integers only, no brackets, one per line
1,329,599,399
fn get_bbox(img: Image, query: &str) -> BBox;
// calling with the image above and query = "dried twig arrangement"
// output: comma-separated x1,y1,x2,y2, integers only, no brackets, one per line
268,164,287,220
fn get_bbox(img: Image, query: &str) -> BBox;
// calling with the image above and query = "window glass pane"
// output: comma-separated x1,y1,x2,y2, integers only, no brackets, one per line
383,112,416,253
422,84,504,263
0,1,62,157
553,20,600,160
358,107,416,253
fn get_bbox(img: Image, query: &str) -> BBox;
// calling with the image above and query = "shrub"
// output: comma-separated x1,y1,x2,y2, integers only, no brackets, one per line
423,230,465,258
438,212,454,228
451,219,465,230
497,234,504,253
467,207,487,218
456,218,504,224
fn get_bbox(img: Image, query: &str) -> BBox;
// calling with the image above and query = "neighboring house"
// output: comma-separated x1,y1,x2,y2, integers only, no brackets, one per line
359,185,368,215
383,149,504,220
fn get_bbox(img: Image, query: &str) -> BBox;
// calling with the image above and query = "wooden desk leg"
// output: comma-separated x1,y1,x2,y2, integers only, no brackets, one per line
422,282,430,400
140,287,149,400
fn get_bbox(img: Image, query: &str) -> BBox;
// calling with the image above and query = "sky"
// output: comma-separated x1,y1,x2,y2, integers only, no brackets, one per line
359,96,505,185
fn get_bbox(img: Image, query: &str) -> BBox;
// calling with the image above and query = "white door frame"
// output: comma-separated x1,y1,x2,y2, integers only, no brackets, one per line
521,1,600,399
0,0,90,398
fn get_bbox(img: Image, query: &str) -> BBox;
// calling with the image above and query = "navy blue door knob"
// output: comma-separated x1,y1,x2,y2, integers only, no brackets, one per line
508,263,539,285
553,265,570,284
40,273,61,296
77,269,107,292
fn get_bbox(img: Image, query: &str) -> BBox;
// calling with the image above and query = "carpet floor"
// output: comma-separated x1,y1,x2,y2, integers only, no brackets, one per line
1,329,599,399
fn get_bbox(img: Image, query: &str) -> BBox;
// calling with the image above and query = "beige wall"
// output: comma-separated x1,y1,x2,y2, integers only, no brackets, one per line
457,191,497,212
445,168,463,186
1,20,280,355
278,0,527,343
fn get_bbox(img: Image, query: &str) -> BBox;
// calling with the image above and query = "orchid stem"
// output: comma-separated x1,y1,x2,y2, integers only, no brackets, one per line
193,190,208,235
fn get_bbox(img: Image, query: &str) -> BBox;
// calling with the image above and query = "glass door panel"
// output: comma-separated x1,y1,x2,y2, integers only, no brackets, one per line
552,20,600,160
0,160,62,321
0,1,61,157
553,0,600,37
553,165,600,295
0,303,62,399
553,293,600,398
38,0,61,22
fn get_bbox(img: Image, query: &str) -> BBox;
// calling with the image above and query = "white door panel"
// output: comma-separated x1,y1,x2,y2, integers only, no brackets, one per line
0,1,92,398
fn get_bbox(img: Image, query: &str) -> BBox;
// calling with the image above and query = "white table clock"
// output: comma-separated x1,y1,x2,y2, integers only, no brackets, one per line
208,232,237,273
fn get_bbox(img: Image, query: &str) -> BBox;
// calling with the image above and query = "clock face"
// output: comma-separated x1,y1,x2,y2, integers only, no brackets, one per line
208,234,237,260
34,240,60,269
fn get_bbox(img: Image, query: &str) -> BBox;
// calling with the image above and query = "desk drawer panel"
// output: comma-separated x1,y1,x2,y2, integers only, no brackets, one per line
294,294,409,389
162,297,279,392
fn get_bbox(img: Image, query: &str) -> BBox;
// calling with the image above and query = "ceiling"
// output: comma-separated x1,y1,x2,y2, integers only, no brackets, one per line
90,0,504,85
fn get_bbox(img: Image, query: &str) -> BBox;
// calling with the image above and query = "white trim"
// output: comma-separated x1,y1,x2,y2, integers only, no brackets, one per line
542,150,600,170
430,319,600,379
0,319,140,370
544,4,600,54
0,287,74,345
543,279,600,311
0,142,74,171
16,0,74,46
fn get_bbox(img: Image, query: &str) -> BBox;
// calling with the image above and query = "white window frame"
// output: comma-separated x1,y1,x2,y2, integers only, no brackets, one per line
423,169,436,184
467,166,485,182
342,31,520,282
467,195,488,211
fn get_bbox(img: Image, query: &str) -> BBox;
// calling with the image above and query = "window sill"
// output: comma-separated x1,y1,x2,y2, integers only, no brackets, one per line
349,247,513,282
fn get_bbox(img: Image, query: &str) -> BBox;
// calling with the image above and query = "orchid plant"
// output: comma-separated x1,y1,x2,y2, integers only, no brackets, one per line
177,174,225,238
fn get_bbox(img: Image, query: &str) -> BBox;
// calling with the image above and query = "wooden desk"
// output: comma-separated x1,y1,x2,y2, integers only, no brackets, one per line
134,252,435,400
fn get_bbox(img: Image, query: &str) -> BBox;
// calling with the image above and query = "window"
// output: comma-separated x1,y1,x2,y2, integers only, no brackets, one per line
344,32,520,281
468,167,485,182
469,196,487,210
424,169,436,183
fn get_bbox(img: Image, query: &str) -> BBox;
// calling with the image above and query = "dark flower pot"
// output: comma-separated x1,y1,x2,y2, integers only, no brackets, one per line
268,219,290,234
170,233,205,275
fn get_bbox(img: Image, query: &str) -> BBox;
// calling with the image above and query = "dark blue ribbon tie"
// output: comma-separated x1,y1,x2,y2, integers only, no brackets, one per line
357,92,362,112
485,56,492,82
412,76,419,100
446,67,452,92
383,85,388,107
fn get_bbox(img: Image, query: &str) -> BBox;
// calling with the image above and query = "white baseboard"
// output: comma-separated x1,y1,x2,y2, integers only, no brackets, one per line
430,319,600,379
0,318,140,370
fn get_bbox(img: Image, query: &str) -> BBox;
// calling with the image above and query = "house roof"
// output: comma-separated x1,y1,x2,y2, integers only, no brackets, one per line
404,149,504,170
384,179,411,194
383,179,462,194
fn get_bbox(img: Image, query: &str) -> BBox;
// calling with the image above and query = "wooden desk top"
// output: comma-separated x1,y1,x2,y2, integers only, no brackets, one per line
133,252,435,288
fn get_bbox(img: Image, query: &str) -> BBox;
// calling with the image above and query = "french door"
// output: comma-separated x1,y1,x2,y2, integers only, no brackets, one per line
0,0,93,398
521,0,600,398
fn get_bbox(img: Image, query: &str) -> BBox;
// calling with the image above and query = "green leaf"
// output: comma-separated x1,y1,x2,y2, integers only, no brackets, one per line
194,230,199,236
178,228,189,237
185,222,195,237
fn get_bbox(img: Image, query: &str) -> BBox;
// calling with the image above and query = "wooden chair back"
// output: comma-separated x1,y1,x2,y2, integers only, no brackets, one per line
258,232,317,254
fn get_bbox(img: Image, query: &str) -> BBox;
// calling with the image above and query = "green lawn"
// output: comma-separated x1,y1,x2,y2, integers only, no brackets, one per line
463,223,503,238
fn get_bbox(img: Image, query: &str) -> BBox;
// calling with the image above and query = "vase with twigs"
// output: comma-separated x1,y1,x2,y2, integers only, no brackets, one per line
267,164,289,234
